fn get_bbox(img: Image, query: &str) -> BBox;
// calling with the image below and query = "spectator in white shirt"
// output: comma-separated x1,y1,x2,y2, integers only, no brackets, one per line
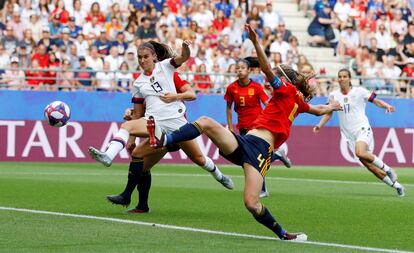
261,2,282,30
269,32,290,62
222,18,243,47
74,33,89,57
104,46,123,71
362,51,385,89
390,9,408,36
86,46,104,71
382,55,402,92
96,61,115,91
192,3,214,29
333,0,351,26
338,23,359,58
375,24,392,51
217,49,236,72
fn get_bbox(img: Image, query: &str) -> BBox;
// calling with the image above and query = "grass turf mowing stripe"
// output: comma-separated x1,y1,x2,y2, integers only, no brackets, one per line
0,206,412,253
2,170,414,188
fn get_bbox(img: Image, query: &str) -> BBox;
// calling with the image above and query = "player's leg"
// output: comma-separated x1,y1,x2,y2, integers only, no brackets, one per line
243,163,307,241
149,116,239,155
106,139,166,208
178,140,234,189
88,118,149,167
127,150,167,213
355,141,405,196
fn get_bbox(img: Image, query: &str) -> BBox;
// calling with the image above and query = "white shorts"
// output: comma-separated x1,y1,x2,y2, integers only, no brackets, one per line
151,115,188,134
345,127,374,154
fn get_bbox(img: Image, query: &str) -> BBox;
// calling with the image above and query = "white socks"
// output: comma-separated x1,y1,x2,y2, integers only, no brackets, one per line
106,128,130,160
383,176,403,189
372,155,390,172
382,176,394,186
277,142,288,154
202,156,223,180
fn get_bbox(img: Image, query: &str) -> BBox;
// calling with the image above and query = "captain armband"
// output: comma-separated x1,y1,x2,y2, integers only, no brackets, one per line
269,76,282,89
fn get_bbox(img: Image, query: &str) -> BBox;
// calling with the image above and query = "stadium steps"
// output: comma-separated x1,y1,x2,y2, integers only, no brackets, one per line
270,0,347,75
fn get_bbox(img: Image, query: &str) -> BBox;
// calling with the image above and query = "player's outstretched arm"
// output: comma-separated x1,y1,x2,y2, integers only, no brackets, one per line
313,113,332,133
372,98,395,113
173,40,191,66
307,100,342,116
245,24,275,83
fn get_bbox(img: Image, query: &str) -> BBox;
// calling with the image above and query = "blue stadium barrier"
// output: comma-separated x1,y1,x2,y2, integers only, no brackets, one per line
0,90,413,127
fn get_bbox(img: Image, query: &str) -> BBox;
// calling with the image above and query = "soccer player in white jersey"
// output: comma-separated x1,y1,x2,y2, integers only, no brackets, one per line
88,41,234,212
313,68,405,197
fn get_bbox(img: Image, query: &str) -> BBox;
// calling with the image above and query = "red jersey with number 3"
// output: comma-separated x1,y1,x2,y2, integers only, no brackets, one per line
224,80,268,130
252,82,310,149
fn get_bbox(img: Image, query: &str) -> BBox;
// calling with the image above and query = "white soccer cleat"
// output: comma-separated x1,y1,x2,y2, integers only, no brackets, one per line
88,147,112,167
386,168,398,183
218,175,234,190
275,150,292,168
282,232,308,241
396,185,405,197
259,191,270,198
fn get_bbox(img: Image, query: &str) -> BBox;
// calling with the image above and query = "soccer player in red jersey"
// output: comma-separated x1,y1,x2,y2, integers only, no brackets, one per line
146,24,342,241
225,57,292,198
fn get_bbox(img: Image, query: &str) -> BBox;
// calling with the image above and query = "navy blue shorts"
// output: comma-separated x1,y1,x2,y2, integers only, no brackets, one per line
220,134,273,177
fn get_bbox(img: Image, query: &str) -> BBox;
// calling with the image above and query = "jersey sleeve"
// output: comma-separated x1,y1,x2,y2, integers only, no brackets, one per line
223,85,233,103
173,72,188,92
131,84,144,104
361,87,376,102
297,96,311,113
160,58,178,72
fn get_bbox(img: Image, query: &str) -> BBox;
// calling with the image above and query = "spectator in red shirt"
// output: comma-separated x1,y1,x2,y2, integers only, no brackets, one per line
31,44,49,68
49,0,70,24
85,2,105,24
400,58,414,97
193,63,213,93
212,10,229,32
26,59,45,89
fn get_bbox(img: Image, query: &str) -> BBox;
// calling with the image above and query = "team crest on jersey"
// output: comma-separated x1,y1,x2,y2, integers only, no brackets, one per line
248,88,255,96
150,77,155,83
344,97,348,103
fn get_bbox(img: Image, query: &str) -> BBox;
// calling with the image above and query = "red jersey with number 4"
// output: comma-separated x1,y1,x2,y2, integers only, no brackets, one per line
224,80,269,130
252,82,310,149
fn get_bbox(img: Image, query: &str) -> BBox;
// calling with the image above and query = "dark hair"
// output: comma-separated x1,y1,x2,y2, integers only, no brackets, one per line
338,68,353,87
138,41,175,61
238,56,259,68
275,64,315,100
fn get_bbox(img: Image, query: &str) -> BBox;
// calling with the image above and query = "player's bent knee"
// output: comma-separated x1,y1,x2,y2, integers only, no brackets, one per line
244,198,260,214
189,154,205,166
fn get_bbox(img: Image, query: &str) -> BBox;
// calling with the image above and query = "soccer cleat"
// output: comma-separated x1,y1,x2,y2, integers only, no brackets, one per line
88,147,112,167
259,191,270,198
147,116,165,149
106,194,131,207
396,185,405,197
282,232,308,241
386,168,398,183
218,175,234,190
275,150,292,168
126,206,150,213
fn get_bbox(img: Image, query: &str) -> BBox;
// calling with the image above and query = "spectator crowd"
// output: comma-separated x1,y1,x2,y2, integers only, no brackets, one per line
305,0,414,97
0,0,413,97
0,0,314,94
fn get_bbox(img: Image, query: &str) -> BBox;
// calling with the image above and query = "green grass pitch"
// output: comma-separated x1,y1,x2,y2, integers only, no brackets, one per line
0,162,413,253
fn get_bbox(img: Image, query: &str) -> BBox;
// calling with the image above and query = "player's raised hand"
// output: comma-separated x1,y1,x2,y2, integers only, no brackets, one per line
182,40,192,49
123,108,134,121
385,105,395,113
160,92,179,103
313,125,320,133
329,100,343,111
245,24,258,43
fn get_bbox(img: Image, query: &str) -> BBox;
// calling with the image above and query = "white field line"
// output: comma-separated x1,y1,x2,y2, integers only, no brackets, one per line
1,171,414,187
0,206,412,253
